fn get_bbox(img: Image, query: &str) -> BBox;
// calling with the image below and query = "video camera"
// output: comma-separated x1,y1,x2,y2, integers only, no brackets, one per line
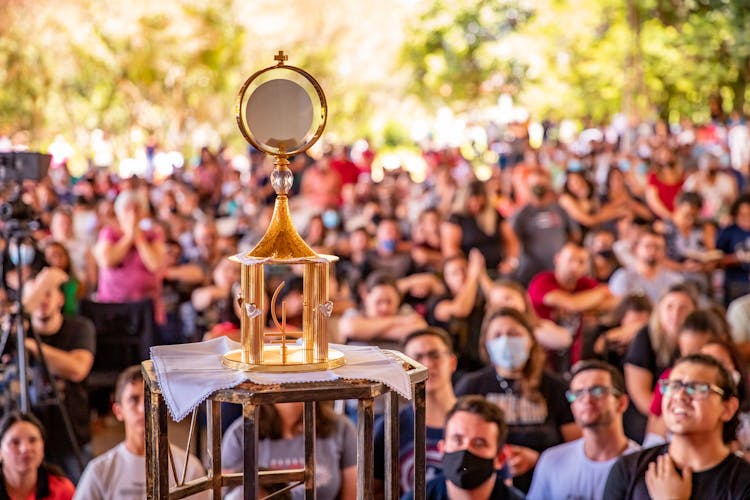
0,152,51,183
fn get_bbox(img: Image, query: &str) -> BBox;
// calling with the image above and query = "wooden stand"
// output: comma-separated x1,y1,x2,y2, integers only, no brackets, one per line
143,351,428,500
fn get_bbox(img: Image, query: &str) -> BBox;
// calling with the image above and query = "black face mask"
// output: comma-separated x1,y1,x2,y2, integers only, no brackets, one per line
530,185,548,198
442,449,496,490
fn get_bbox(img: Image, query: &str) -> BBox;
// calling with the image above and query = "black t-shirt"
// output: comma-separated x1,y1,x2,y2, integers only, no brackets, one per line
425,292,486,374
454,366,574,492
29,315,96,449
447,213,505,269
624,325,677,383
604,444,750,499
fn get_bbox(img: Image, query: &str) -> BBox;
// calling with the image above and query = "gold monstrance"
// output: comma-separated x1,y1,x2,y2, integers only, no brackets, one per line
223,51,344,372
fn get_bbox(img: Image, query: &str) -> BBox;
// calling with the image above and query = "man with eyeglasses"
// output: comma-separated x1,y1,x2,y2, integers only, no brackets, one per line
604,353,750,499
527,360,639,500
373,327,457,497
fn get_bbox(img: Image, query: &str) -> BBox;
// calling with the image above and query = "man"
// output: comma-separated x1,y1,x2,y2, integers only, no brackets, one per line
75,365,206,499
374,327,458,497
608,229,683,303
528,243,616,369
604,354,750,499
20,267,96,481
403,395,524,500
363,217,415,280
511,168,580,286
528,360,640,500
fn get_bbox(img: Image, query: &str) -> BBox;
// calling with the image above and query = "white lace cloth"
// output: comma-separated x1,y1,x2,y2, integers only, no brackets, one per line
150,337,413,421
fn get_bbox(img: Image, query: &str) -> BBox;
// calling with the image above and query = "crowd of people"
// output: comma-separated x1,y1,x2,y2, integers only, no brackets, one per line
2,112,750,498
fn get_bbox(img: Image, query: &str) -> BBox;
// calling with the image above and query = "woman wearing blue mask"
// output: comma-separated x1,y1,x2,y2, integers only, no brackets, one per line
455,307,581,493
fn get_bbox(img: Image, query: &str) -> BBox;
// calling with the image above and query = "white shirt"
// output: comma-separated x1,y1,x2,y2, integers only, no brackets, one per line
527,437,640,500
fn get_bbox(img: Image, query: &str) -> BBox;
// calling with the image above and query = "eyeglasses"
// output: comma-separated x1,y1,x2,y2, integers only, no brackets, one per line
658,379,725,400
565,385,620,403
410,350,450,363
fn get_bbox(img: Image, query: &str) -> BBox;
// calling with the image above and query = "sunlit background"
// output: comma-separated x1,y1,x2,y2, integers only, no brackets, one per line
1,0,748,180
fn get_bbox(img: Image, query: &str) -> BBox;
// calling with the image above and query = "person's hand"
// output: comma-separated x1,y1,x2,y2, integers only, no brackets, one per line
35,267,69,287
505,445,539,477
24,337,39,357
468,248,486,277
498,257,519,276
645,454,691,500
682,259,703,273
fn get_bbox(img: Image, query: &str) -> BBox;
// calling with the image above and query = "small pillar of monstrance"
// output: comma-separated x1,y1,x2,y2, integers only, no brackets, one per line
222,52,344,372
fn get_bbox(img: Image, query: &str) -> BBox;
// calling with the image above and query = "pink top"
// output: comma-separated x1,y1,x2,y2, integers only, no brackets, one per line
96,225,165,324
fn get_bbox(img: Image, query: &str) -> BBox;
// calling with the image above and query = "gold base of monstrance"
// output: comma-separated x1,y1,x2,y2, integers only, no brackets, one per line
222,346,345,372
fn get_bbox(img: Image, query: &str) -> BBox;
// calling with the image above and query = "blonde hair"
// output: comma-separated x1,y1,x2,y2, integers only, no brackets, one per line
648,284,698,369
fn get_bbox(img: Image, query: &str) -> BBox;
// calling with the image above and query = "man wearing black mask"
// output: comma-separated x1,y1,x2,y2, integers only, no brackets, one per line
402,395,524,500
511,169,580,286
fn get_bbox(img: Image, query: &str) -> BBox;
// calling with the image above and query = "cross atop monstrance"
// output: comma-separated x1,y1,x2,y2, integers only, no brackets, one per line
274,50,288,65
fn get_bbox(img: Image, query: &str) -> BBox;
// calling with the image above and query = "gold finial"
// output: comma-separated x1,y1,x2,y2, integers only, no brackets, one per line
274,50,288,65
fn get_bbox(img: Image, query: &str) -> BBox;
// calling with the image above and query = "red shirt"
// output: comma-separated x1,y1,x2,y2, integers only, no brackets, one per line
647,172,684,213
528,271,600,364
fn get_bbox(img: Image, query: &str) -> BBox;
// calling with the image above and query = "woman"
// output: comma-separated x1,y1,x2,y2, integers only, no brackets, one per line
43,242,84,315
454,307,581,493
93,189,166,323
623,283,697,441
717,193,750,305
441,180,520,276
643,309,734,445
644,153,685,220
221,402,356,500
558,170,628,231
600,166,652,224
482,279,573,352
0,412,74,500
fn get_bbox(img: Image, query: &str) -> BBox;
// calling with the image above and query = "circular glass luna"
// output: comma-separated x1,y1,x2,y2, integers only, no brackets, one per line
236,65,327,157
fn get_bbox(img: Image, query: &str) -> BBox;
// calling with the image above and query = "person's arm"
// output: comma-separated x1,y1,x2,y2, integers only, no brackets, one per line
133,229,165,273
164,263,206,285
22,267,68,311
542,285,613,314
93,229,135,269
624,363,655,416
645,185,673,220
24,340,93,383
533,320,573,350
439,220,462,258
498,220,521,275
339,465,357,500
396,273,445,298
191,285,229,312
433,250,484,321
339,312,427,342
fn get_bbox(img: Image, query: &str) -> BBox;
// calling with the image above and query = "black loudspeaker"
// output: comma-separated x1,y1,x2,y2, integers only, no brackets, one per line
0,152,52,182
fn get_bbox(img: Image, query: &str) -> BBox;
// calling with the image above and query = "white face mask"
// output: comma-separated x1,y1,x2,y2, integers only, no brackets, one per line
9,243,36,267
486,335,529,370
733,370,742,386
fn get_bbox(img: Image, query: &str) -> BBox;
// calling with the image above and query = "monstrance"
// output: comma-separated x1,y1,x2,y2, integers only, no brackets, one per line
223,51,344,372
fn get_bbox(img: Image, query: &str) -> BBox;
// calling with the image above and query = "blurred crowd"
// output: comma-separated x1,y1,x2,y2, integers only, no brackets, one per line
2,111,750,498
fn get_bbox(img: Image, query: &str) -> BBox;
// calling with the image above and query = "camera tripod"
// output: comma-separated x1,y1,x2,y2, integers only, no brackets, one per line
0,229,84,473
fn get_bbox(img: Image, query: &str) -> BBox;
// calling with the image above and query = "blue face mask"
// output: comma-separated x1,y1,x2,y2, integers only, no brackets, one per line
9,243,36,267
380,238,397,253
618,159,631,172
486,335,529,370
322,209,340,229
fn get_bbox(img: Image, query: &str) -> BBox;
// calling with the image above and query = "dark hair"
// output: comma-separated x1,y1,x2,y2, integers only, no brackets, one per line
114,365,144,404
258,402,338,440
0,411,46,444
676,191,703,211
403,327,454,354
673,353,739,443
679,310,731,340
701,339,750,412
364,271,399,294
729,193,750,218
562,170,594,199
480,307,546,402
0,411,66,493
570,360,627,396
467,180,486,197
446,395,508,451
611,293,652,324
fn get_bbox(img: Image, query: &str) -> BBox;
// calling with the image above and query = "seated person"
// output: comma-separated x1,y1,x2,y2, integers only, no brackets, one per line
190,255,240,340
0,412,75,500
222,402,356,500
374,328,457,497
401,395,524,500
339,271,427,351
75,366,206,499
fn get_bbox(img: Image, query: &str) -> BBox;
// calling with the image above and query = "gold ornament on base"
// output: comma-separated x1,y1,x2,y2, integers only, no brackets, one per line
223,51,344,372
